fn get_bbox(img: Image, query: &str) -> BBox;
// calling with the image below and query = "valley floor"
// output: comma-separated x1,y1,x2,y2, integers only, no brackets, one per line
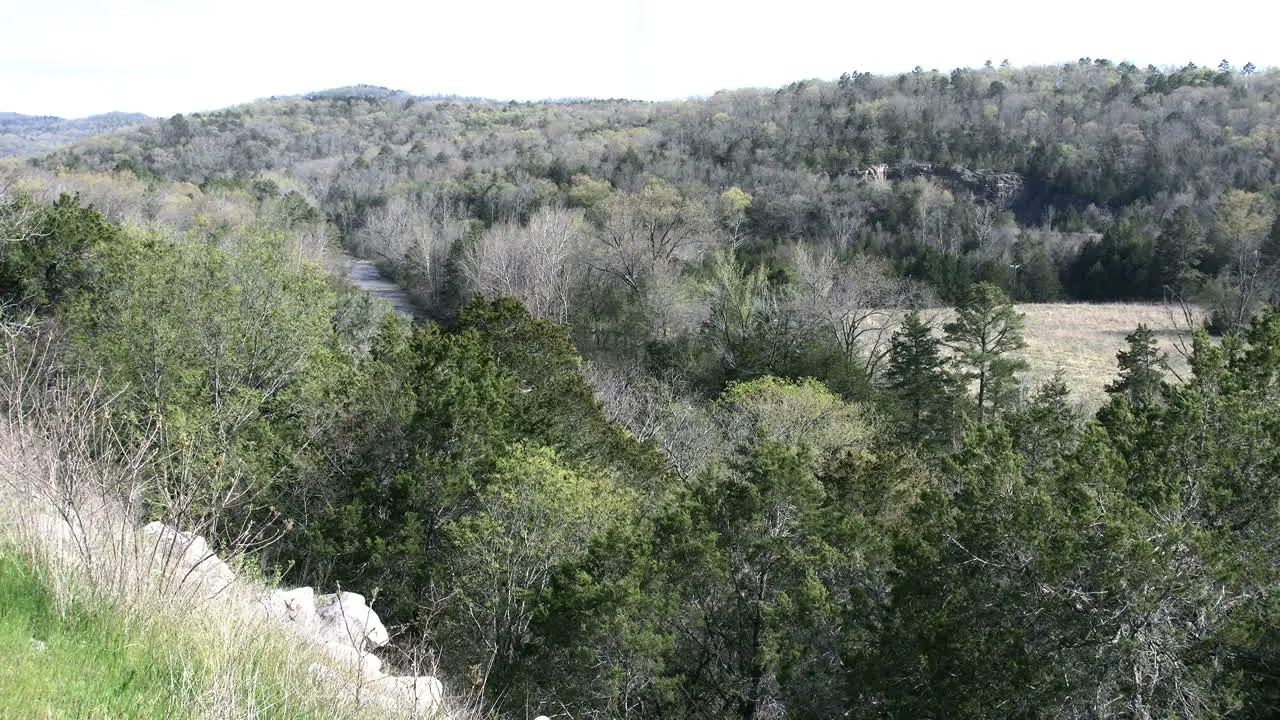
923,302,1198,408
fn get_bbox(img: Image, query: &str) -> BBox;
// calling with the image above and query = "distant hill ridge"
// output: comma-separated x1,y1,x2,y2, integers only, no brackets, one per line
0,111,153,158
299,84,499,103
302,84,411,101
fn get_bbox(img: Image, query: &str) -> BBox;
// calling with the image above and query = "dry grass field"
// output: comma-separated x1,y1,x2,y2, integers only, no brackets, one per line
923,303,1201,410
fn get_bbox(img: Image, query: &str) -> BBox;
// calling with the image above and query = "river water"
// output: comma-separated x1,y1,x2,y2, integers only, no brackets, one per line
343,257,424,319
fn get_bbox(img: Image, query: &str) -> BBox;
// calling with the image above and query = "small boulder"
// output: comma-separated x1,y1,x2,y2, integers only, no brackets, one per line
321,641,383,680
140,522,235,598
266,586,318,626
370,675,444,716
315,591,389,650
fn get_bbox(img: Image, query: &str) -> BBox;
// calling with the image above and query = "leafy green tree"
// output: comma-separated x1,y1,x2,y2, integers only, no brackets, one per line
1007,370,1080,478
1050,313,1280,717
697,249,776,381
1209,189,1276,331
717,186,752,247
944,282,1028,421
883,309,961,450
658,445,877,718
445,443,638,697
520,519,679,719
718,375,873,459
869,423,1071,717
63,223,345,538
1104,324,1168,405
299,318,514,625
566,174,614,223
1067,217,1156,300
1154,206,1207,297
455,295,668,491
1013,247,1062,302
0,193,120,310
625,377,894,719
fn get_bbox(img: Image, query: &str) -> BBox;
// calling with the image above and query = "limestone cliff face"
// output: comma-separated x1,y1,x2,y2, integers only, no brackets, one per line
869,161,1110,226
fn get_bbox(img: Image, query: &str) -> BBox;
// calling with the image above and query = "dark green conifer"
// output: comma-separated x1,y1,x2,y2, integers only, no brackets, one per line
944,282,1029,422
1105,324,1167,405
884,309,961,450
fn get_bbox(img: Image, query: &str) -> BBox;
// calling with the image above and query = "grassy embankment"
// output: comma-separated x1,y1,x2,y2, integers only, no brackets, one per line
0,540,364,719
0,546,293,718
0,432,387,719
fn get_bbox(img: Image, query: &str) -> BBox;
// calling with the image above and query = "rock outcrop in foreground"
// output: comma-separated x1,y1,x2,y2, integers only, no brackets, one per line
142,522,446,717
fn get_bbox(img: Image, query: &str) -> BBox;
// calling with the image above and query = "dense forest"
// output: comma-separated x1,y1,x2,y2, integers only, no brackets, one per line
0,111,151,159
4,59,1280,717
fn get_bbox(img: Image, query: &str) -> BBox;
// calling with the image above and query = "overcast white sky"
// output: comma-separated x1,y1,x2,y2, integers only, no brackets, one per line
3,0,1277,118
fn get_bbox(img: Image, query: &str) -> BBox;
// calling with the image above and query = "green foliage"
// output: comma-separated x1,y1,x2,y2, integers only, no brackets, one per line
869,422,1072,716
883,309,962,450
295,317,513,624
523,520,680,717
677,250,868,396
944,281,1029,421
1066,216,1156,300
0,193,120,310
445,443,638,694
62,224,344,533
455,295,669,489
13,62,1280,718
1007,370,1081,478
719,375,873,459
1155,206,1208,297
1104,324,1168,405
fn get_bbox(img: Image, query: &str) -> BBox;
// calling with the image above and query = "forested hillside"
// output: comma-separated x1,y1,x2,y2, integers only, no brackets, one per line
0,112,151,158
4,59,1280,717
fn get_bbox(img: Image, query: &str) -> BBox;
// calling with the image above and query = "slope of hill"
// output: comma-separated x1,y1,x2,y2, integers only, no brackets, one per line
32,63,1280,304
0,111,153,158
0,305,461,718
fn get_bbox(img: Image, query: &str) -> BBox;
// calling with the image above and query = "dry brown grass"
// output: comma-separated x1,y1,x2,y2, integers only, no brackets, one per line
923,302,1200,410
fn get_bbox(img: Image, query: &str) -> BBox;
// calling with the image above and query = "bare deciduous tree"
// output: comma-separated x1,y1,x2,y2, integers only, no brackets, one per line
0,171,40,245
591,180,716,295
461,206,587,323
358,193,467,299
789,245,931,378
583,363,724,479
1208,190,1277,330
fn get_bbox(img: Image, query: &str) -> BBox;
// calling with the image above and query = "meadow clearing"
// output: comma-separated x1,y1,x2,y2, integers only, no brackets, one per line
923,302,1201,410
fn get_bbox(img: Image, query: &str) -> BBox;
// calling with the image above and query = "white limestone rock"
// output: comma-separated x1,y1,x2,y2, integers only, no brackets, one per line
315,590,389,650
266,586,318,626
140,521,235,598
369,674,445,717
134,526,447,716
321,640,383,680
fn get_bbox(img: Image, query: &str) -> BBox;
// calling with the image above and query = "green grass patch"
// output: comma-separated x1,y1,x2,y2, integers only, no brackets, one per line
0,547,349,718
0,548,193,717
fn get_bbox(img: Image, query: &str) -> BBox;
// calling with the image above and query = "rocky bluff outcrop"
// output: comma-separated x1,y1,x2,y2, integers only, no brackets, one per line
865,161,1108,226
142,522,446,717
